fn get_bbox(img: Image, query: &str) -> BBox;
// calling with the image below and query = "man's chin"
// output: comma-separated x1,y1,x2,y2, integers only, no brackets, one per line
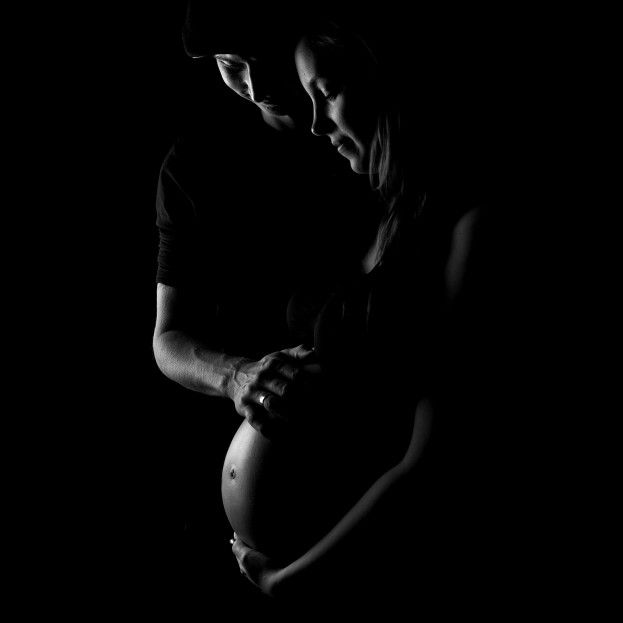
259,103,289,116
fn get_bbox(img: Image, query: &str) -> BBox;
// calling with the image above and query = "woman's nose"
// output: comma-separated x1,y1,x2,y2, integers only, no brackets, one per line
311,106,332,136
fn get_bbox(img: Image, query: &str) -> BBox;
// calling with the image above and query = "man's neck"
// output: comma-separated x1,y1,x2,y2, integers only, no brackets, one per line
260,109,297,131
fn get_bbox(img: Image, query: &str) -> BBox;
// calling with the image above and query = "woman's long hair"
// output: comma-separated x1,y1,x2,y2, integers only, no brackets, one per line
369,93,414,264
305,20,422,265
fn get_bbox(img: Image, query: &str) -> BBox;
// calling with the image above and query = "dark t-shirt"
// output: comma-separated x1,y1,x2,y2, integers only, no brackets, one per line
155,101,379,359
156,105,522,606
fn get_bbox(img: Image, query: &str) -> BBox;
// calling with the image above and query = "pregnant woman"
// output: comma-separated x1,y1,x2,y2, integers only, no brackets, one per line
228,14,511,612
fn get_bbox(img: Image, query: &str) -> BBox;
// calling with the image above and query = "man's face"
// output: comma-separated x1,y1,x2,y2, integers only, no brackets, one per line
214,53,297,117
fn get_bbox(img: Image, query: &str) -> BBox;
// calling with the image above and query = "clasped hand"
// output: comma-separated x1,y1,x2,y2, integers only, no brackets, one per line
231,532,281,596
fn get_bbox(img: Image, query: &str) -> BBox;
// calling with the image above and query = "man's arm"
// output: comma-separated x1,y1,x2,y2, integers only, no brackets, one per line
153,283,313,436
153,282,247,398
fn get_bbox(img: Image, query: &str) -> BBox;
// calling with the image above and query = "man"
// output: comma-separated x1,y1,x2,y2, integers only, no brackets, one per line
152,1,377,559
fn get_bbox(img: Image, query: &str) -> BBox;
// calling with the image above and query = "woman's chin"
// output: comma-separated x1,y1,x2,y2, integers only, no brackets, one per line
347,155,368,174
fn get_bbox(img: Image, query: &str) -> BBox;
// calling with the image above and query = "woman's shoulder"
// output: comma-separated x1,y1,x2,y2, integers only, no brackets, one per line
377,190,499,300
419,189,491,223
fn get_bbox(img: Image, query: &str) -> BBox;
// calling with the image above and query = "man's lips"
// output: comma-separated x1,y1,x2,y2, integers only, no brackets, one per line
261,103,287,114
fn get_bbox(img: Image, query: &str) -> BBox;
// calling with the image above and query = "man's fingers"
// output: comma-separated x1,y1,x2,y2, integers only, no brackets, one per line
263,395,291,421
255,418,285,442
281,344,315,361
254,390,285,416
243,402,286,440
263,378,290,398
241,404,266,431
275,363,298,382
260,346,314,383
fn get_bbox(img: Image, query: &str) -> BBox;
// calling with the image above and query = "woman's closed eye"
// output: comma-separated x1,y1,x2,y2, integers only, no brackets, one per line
315,79,342,102
319,87,341,102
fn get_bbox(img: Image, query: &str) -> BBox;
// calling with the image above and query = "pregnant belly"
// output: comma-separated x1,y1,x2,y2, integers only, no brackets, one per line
222,418,362,562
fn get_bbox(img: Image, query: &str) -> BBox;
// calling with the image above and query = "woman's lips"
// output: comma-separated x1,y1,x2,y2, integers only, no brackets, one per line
335,140,352,156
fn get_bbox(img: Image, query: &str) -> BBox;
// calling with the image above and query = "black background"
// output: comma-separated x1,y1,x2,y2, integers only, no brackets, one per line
30,2,280,616
20,2,579,617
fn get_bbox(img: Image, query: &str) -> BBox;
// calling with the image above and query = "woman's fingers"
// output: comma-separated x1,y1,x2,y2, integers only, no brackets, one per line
231,533,251,574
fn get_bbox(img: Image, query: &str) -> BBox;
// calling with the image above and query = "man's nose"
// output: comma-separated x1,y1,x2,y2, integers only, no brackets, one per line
246,66,267,103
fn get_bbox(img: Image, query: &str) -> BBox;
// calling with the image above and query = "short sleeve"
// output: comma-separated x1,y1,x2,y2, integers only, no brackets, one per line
155,142,199,287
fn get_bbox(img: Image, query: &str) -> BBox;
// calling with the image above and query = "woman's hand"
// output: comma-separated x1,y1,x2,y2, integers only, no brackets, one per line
227,344,316,439
231,533,282,596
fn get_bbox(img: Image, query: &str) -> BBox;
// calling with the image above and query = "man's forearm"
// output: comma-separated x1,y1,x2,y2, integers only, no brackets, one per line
153,329,249,400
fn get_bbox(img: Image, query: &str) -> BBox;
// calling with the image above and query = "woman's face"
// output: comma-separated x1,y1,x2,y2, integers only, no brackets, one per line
214,53,296,118
295,38,379,174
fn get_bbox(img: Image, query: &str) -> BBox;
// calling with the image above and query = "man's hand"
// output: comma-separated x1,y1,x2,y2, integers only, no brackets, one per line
228,344,316,439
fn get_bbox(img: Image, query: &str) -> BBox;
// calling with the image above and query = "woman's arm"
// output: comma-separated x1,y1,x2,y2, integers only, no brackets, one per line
233,397,434,597
271,397,434,597
153,282,313,436
234,206,489,595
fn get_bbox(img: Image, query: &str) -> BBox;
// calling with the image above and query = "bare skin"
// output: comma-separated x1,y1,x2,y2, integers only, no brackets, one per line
153,283,315,438
213,53,299,131
153,43,327,435
231,206,487,596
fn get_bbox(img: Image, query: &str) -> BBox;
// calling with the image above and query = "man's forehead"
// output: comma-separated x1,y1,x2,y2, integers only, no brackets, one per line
212,41,293,63
184,1,305,59
187,24,293,59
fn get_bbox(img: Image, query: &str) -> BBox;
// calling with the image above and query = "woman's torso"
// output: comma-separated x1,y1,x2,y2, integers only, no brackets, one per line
221,193,479,561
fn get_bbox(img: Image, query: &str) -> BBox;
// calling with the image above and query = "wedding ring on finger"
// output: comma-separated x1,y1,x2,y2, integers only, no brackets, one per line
259,392,269,407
